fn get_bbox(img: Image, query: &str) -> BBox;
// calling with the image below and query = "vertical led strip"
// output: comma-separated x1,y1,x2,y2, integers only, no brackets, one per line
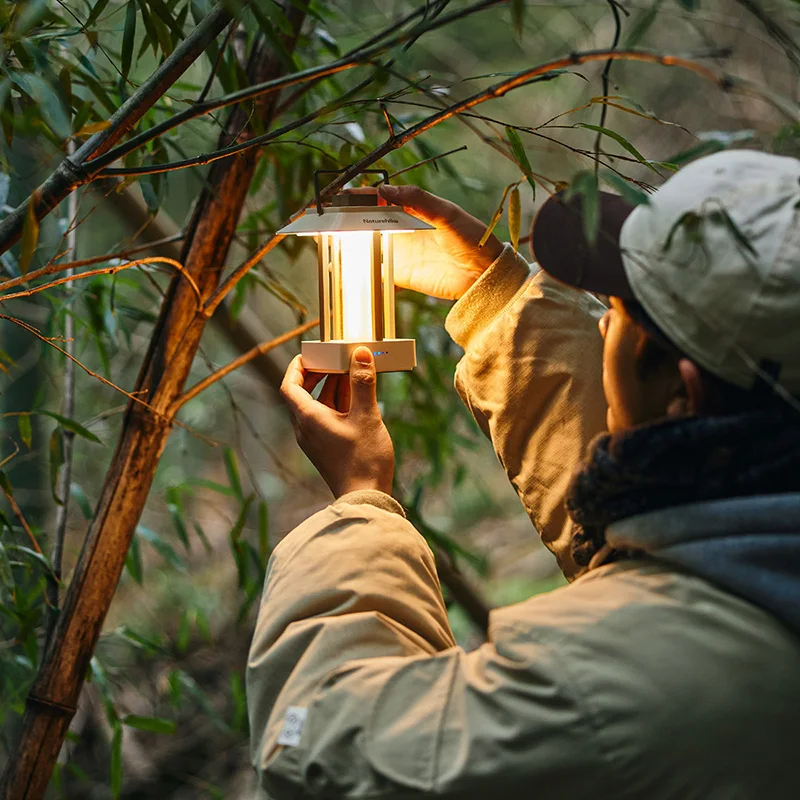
381,232,396,339
337,232,374,341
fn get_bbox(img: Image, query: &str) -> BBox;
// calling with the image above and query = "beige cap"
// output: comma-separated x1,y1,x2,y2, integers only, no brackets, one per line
532,150,800,395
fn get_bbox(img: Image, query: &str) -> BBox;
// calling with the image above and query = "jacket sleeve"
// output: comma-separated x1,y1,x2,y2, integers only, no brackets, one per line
445,244,608,580
247,494,602,800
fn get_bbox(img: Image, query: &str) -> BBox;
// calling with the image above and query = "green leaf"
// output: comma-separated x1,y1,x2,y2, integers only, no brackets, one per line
0,541,15,600
623,0,663,48
19,195,39,276
121,0,137,80
86,0,113,27
511,0,525,38
177,609,191,652
230,494,254,545
566,171,600,246
135,525,187,572
38,410,102,443
258,500,269,562
676,0,699,9
505,126,536,198
17,414,31,449
508,186,521,253
478,183,516,247
576,123,660,173
223,447,243,501
599,171,651,207
125,532,143,584
12,74,71,142
49,429,64,505
123,715,177,735
70,482,93,519
165,487,189,550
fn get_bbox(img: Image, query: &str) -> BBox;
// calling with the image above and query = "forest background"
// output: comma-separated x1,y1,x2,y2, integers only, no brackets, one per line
0,0,798,797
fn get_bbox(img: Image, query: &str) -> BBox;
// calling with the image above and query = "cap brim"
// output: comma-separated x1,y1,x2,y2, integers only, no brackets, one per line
531,190,636,299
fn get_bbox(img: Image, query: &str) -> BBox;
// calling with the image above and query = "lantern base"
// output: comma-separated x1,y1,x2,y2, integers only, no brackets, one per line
302,339,416,373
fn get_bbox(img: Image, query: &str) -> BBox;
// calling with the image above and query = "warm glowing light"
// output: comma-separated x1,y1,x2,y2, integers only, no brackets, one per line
338,232,374,341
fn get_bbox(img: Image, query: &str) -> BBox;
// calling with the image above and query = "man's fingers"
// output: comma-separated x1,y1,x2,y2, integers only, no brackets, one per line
348,347,378,416
318,374,340,408
379,184,454,225
281,356,318,418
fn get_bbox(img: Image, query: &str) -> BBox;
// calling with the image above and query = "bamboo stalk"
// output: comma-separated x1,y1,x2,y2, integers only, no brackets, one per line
0,4,309,795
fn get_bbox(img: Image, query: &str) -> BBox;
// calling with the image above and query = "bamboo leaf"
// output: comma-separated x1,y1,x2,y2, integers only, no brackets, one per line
0,541,14,600
123,715,177,734
124,533,143,584
121,0,137,80
17,414,31,449
576,123,660,173
71,482,94,519
86,0,113,27
74,119,111,138
505,126,536,198
19,194,39,276
511,0,525,38
136,525,187,572
165,487,190,550
258,500,269,562
478,183,516,247
223,447,243,501
508,186,521,253
230,494,254,544
0,471,13,498
599,171,651,207
38,411,102,443
567,171,600,246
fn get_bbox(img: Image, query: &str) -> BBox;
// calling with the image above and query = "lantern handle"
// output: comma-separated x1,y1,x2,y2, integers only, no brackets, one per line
314,169,390,215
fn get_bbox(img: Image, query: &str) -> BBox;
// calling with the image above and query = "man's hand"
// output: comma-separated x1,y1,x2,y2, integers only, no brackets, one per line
281,347,394,498
378,184,504,300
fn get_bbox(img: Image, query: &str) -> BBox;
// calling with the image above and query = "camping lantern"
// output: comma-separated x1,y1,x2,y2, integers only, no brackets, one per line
277,169,435,373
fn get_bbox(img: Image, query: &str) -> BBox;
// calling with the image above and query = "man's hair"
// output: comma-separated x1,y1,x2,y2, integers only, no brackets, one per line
621,297,786,415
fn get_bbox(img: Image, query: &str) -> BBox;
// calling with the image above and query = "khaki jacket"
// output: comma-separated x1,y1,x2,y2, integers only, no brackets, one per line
247,246,800,799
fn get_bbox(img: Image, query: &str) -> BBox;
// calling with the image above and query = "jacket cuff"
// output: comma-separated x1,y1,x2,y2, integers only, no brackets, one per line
445,243,533,350
334,490,407,518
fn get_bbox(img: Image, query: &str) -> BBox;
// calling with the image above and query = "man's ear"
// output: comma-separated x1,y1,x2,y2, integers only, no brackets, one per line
675,358,706,416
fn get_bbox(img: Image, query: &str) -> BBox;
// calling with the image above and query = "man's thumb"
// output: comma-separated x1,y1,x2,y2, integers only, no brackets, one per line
349,346,378,413
379,184,441,224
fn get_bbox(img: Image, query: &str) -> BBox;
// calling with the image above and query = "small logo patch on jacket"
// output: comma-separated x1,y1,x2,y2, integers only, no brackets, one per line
277,706,308,747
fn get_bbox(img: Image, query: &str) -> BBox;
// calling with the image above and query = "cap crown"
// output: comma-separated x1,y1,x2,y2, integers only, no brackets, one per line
620,150,800,393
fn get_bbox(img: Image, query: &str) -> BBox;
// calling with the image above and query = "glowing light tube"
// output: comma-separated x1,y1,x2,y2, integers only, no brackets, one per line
338,232,374,341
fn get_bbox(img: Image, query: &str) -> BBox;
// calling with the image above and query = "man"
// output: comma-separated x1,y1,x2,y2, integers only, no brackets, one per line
247,150,800,799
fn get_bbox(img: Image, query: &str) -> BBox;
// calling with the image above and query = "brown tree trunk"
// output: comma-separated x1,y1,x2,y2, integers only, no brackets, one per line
0,7,308,798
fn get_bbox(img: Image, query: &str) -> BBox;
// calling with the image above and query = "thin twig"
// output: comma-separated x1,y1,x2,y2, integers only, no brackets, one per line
83,0,507,174
314,49,738,199
47,151,79,647
0,257,200,306
1,484,44,557
0,314,169,419
385,145,468,180
198,19,239,102
593,0,625,171
201,234,285,317
173,318,318,410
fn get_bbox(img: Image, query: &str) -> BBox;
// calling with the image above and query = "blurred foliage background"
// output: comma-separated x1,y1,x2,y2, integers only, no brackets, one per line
0,0,798,796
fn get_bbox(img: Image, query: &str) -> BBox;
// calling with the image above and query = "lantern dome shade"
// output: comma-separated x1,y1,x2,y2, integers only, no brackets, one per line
276,204,435,235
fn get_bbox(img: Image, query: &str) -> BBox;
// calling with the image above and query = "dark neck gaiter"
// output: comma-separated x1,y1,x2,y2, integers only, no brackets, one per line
565,405,800,569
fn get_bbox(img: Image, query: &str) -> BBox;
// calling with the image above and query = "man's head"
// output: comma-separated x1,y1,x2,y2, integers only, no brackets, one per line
531,150,800,433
